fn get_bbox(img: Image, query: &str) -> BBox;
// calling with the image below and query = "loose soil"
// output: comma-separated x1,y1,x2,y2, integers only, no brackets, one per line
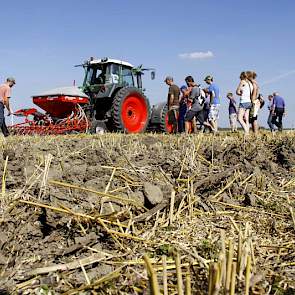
0,132,294,294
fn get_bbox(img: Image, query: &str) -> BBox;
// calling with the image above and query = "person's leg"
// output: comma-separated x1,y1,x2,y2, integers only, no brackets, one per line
178,104,186,133
2,120,9,137
184,110,194,134
0,103,8,136
272,111,279,128
196,110,205,132
253,118,259,134
267,112,274,130
229,114,233,131
173,109,178,133
243,109,250,134
185,121,190,134
277,109,284,131
233,113,238,131
238,107,248,133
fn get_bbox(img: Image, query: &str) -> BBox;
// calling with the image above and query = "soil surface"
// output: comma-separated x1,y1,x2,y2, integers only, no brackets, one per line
0,132,294,294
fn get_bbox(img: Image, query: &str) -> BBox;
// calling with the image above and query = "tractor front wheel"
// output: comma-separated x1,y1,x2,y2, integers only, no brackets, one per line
112,88,150,133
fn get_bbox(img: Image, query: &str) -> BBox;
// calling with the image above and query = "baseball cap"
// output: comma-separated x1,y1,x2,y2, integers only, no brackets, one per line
180,85,187,90
164,76,173,82
204,75,213,82
7,77,16,84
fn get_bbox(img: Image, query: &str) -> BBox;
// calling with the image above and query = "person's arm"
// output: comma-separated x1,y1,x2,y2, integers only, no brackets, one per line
236,81,243,96
207,85,214,105
167,86,173,110
168,94,174,109
271,97,276,114
251,83,258,102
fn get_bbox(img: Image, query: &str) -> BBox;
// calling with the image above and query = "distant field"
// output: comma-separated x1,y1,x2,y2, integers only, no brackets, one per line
0,132,294,294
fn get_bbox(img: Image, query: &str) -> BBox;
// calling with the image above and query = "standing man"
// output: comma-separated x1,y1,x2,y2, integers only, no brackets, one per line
204,75,220,132
184,76,210,133
267,94,274,131
271,92,286,132
226,92,238,132
0,77,15,137
164,76,180,133
178,85,188,133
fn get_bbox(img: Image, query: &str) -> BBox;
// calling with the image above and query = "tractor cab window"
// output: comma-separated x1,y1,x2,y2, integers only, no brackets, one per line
93,64,108,85
122,67,134,87
85,64,109,85
84,67,94,85
109,64,120,84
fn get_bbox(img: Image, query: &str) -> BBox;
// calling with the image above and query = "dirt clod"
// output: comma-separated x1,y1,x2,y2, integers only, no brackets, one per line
143,182,164,205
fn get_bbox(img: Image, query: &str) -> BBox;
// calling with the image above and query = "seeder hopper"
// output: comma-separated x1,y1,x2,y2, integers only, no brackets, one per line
10,87,89,135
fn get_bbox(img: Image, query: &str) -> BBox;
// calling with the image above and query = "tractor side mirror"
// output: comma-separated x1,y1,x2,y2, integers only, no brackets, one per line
151,71,155,80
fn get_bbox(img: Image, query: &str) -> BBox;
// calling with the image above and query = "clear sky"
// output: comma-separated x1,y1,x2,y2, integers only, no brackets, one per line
1,0,295,128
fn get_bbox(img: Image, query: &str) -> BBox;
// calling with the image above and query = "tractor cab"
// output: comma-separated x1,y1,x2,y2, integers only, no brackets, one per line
82,58,139,97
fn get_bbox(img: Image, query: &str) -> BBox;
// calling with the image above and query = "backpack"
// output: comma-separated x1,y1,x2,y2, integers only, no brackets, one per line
191,86,205,105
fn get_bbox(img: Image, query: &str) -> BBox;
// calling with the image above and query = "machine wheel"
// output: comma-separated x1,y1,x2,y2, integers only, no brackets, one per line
160,104,175,133
112,87,150,133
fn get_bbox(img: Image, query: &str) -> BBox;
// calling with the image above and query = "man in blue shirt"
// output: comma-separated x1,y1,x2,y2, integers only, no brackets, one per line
271,92,286,132
204,75,220,132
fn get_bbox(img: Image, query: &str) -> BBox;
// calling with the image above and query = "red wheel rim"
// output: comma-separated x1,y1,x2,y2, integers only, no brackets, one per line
121,94,148,133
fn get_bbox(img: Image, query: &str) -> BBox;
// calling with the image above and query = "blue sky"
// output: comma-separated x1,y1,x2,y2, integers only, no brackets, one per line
1,0,295,127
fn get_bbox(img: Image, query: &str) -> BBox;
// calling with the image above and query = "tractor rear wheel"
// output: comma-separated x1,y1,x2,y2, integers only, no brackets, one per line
112,88,150,133
160,104,176,133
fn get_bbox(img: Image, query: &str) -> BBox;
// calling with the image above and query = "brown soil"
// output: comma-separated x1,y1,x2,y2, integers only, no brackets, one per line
0,132,294,294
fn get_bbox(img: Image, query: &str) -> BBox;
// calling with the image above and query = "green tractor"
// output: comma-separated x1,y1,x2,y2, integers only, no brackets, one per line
80,57,159,133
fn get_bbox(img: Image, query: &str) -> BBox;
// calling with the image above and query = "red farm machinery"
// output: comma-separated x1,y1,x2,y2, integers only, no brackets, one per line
10,57,172,135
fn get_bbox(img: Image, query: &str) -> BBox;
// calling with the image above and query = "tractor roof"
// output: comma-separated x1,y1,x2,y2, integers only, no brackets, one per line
89,58,133,68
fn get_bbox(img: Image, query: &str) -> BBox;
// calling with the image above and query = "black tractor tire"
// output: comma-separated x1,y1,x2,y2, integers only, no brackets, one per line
112,87,150,133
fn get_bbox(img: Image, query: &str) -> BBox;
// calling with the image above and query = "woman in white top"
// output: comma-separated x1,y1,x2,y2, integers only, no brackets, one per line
236,71,253,135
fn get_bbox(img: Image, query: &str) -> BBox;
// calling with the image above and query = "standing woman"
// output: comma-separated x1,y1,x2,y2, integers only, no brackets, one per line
236,72,253,135
247,71,260,134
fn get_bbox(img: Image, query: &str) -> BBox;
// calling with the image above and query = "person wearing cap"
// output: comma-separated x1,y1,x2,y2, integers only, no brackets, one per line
164,76,180,133
184,76,211,133
0,77,15,137
204,75,220,132
178,85,189,133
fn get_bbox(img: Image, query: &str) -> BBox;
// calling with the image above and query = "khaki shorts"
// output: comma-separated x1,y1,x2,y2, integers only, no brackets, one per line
209,104,220,121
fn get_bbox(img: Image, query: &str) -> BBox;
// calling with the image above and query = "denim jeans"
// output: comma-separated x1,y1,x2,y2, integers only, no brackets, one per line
0,103,9,137
267,112,274,130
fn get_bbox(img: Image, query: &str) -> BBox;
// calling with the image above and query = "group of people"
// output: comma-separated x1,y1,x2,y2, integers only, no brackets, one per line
164,72,286,135
165,75,220,134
